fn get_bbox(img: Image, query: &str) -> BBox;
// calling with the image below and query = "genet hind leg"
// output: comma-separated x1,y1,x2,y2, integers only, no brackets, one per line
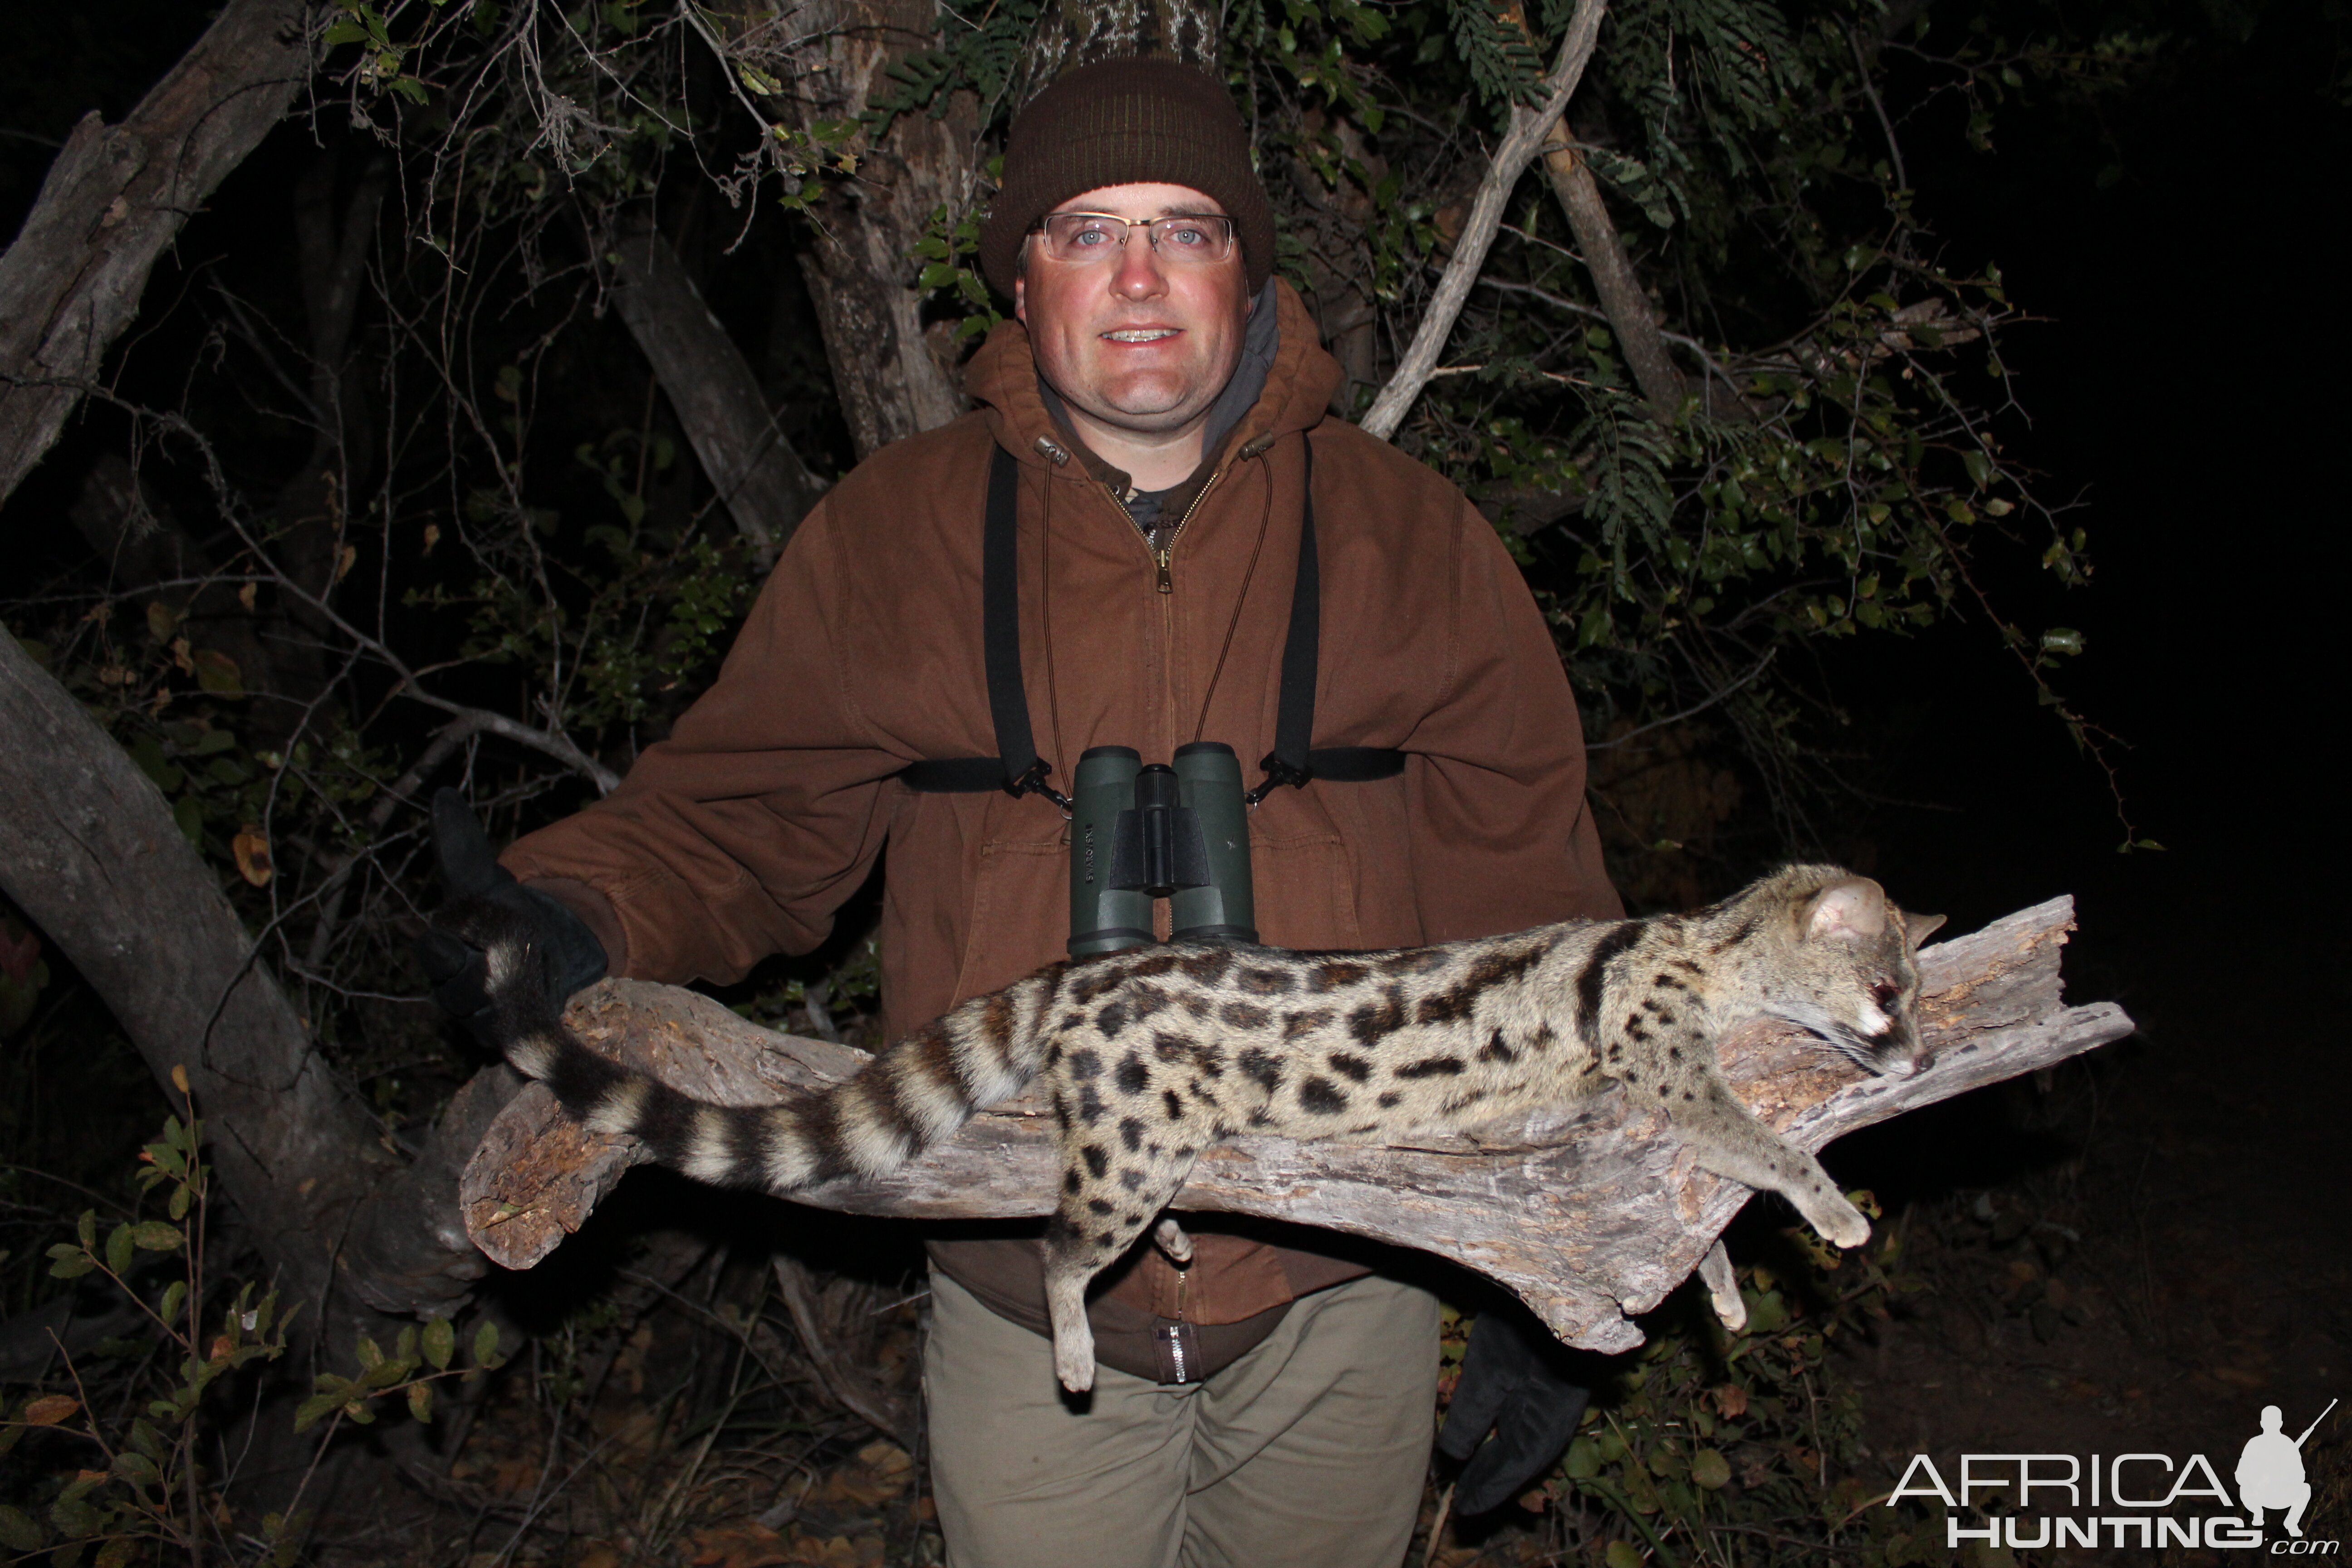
1697,1239,1746,1330
1041,1119,1212,1393
1152,1215,1194,1266
1655,1062,1870,1248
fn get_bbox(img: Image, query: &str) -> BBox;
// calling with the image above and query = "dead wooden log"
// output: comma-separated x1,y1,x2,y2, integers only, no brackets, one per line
463,896,2132,1351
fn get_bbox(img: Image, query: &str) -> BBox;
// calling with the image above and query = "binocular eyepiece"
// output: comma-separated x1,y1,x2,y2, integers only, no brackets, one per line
1068,743,1256,957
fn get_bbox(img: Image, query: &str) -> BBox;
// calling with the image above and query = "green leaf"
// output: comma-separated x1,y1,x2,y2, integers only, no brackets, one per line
323,18,373,44
422,1318,455,1371
0,1504,41,1551
355,1335,383,1370
292,1393,343,1433
1690,1448,1731,1489
49,1494,102,1539
1743,1288,1788,1334
473,1321,502,1367
160,1281,186,1324
77,1211,96,1249
191,649,244,697
361,1358,412,1390
2038,627,2084,657
105,1225,134,1278
1605,1543,1644,1568
110,1451,158,1488
127,1419,166,1463
407,1382,434,1422
48,1245,94,1280
129,1221,181,1252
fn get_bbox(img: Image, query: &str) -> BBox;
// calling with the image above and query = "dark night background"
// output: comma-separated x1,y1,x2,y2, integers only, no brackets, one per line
1,0,2345,1532
1820,0,2352,1476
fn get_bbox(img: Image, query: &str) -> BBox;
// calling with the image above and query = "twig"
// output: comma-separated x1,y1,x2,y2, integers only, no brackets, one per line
1584,651,1777,751
1421,1481,1457,1568
1362,0,1612,440
1847,29,1909,194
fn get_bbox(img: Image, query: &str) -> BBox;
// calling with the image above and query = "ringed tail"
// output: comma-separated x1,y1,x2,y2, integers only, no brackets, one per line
470,901,1063,1192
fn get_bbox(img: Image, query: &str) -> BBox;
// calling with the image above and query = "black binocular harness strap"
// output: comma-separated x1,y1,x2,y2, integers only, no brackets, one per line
899,436,1405,804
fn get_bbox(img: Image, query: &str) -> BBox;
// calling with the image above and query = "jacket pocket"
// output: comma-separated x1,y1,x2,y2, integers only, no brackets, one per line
1246,829,1362,951
949,837,1069,1004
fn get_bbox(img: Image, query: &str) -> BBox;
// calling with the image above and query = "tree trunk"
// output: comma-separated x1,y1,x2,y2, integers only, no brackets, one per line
0,626,500,1332
610,219,831,561
1014,0,1223,101
0,0,315,510
760,0,978,460
461,896,2132,1353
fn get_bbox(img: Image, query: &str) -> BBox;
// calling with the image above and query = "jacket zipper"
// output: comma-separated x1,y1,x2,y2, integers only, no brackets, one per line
1152,466,1227,595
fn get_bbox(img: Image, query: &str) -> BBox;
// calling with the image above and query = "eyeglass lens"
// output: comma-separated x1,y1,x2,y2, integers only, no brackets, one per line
1039,214,1235,264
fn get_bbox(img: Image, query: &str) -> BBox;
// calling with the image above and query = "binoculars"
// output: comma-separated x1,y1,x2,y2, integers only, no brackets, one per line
1068,743,1256,957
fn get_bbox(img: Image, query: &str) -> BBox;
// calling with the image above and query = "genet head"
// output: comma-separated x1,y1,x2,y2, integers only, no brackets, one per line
1777,872,1946,1076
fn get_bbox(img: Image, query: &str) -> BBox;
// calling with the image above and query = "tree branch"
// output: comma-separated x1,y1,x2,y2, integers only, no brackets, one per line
1537,124,1688,417
1360,0,1610,441
0,0,315,509
608,217,829,565
462,896,2132,1352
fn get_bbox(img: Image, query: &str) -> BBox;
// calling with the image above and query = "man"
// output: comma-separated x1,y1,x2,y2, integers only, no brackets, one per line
2237,1404,2317,1538
431,57,1618,1567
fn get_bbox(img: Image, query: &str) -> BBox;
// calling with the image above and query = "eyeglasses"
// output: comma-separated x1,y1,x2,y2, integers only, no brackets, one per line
1029,211,1237,265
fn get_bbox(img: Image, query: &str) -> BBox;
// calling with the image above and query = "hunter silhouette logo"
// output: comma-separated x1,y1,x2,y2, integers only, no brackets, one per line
2240,1400,2335,1540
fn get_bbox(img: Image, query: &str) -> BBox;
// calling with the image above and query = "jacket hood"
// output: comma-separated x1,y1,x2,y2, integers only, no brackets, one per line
965,277,1345,471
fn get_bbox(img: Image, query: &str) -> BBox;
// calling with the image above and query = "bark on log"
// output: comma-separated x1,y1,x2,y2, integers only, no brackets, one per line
0,0,315,510
0,626,503,1332
463,895,2133,1351
610,220,830,562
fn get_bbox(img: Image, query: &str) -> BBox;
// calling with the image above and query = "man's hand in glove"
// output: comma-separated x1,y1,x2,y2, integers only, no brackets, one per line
415,789,608,1038
1435,1303,1593,1516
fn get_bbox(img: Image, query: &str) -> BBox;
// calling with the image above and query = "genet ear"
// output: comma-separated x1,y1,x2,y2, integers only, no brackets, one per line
1903,910,1947,946
1806,878,1887,943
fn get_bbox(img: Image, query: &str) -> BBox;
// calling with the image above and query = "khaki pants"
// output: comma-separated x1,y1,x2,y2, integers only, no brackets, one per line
924,1266,1440,1568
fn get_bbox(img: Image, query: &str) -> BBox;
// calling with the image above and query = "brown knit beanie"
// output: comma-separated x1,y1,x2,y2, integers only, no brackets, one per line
979,58,1274,299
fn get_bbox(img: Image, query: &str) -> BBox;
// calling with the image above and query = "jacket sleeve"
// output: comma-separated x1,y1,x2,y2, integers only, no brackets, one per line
1401,499,1623,941
500,498,900,985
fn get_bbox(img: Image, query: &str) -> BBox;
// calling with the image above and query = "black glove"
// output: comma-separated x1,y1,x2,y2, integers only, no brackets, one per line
415,789,607,1036
1436,1304,1593,1516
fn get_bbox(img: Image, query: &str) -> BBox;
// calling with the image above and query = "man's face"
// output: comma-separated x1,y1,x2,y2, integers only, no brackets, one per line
1014,182,1250,441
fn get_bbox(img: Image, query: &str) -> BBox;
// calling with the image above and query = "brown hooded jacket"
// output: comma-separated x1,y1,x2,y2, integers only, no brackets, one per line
503,280,1622,1379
